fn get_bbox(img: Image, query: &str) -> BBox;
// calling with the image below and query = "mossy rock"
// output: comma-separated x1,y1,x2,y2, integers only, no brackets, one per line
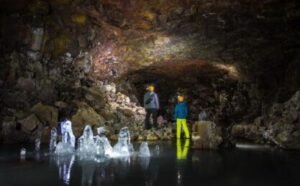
47,34,71,56
134,20,153,30
71,101,105,127
71,14,87,25
31,103,58,127
140,10,156,22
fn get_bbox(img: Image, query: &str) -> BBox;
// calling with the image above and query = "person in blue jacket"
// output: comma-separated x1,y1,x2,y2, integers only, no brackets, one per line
174,95,190,139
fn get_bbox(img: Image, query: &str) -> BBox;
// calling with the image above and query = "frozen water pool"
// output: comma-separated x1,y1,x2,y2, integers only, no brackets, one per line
0,141,299,186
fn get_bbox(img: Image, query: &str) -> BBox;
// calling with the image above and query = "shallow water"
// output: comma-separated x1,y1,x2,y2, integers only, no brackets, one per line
0,141,299,186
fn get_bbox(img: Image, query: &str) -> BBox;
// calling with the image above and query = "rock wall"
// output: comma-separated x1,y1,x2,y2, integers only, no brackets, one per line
0,0,299,148
231,91,300,150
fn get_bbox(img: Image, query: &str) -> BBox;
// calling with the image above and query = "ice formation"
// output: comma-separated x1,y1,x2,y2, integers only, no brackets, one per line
94,127,113,156
138,142,151,157
111,127,134,157
55,120,76,155
49,128,57,152
77,125,97,155
35,138,41,152
51,121,151,159
52,155,75,185
20,147,26,159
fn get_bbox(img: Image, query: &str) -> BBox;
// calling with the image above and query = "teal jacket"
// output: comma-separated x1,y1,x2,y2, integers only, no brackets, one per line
174,102,188,119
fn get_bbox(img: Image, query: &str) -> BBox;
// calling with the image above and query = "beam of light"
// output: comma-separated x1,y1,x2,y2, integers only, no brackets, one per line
236,143,270,149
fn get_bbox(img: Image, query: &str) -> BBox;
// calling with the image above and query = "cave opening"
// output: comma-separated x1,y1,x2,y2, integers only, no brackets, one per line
117,60,243,125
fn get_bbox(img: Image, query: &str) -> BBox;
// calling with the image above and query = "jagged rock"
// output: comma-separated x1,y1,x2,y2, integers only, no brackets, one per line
138,134,146,141
231,124,263,143
103,84,116,93
18,114,41,134
117,107,134,117
146,131,159,141
31,103,58,127
235,91,300,149
54,101,68,108
83,86,106,111
2,117,16,137
15,77,35,91
136,108,146,115
71,101,105,127
41,127,51,143
192,121,223,149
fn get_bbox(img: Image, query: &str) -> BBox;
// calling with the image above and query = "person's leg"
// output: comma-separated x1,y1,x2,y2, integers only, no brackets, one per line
145,109,151,129
152,109,158,129
181,139,190,158
176,119,182,139
176,139,182,159
182,119,190,138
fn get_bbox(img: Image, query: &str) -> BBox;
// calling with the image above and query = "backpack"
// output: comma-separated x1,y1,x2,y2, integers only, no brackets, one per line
145,94,154,104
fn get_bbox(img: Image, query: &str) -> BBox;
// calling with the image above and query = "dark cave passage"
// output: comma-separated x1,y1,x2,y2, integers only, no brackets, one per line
117,60,250,124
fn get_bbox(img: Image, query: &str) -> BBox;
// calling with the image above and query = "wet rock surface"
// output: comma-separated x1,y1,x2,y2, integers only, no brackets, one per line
0,0,299,149
232,91,300,150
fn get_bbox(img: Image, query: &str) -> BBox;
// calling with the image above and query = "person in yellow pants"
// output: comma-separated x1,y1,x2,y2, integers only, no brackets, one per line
174,95,190,139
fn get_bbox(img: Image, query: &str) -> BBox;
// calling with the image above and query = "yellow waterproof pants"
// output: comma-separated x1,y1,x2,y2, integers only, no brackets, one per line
176,119,190,139
176,139,190,160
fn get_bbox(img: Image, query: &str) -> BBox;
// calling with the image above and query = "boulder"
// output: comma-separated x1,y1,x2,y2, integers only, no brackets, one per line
192,121,223,149
31,103,58,127
71,101,105,127
83,86,106,109
18,114,41,134
117,107,134,117
231,124,263,142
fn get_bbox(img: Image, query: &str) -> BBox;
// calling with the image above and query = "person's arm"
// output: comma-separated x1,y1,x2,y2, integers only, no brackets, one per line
154,93,160,109
184,104,188,118
174,104,178,120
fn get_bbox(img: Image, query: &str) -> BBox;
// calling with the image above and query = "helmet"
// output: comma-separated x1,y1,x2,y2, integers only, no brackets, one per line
177,95,184,102
147,85,155,91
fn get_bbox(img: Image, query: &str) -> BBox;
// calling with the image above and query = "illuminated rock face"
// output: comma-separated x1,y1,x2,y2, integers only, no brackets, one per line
0,0,299,149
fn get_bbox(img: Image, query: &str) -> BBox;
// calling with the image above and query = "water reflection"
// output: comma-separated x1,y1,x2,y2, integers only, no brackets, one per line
2,143,299,186
49,142,192,186
176,139,190,160
176,139,190,186
80,161,96,186
50,153,159,186
51,154,75,185
145,156,159,186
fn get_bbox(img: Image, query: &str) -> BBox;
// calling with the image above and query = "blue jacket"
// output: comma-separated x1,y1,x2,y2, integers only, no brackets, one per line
174,102,188,119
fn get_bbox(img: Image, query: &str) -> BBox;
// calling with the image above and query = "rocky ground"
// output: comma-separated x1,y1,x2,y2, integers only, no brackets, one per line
0,0,299,149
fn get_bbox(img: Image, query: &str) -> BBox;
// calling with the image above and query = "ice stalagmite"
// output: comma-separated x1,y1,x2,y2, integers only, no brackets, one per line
138,142,150,157
49,128,57,152
35,138,41,152
112,127,133,157
77,125,96,155
61,120,75,148
94,127,113,156
55,120,75,154
20,148,26,160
